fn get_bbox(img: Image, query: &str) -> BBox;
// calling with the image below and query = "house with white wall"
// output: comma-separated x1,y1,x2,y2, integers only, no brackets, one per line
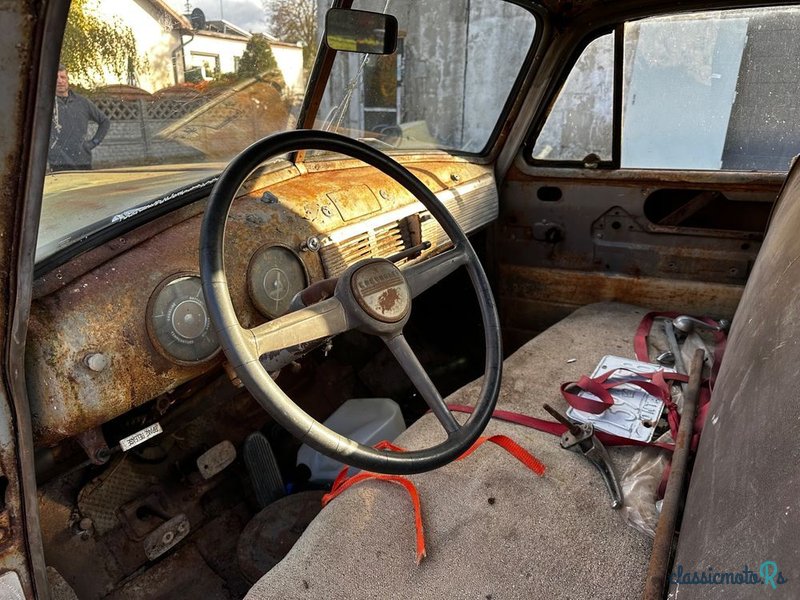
184,21,250,79
93,0,189,91
90,0,305,95
185,23,305,94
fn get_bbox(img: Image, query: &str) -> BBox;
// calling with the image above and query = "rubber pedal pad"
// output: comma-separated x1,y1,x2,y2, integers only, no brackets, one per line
243,432,285,508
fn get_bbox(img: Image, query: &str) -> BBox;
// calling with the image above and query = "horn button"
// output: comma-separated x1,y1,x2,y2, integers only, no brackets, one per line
349,260,411,324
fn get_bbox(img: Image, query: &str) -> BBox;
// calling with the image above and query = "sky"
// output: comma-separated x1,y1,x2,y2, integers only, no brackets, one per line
165,0,268,34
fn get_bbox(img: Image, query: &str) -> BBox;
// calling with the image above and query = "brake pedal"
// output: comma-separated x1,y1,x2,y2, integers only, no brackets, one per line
243,432,284,508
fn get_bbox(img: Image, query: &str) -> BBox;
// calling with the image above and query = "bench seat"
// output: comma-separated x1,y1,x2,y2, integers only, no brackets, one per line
247,302,655,599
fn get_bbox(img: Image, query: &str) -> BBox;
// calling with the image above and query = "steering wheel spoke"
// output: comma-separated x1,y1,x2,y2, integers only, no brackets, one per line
383,333,460,434
404,244,468,298
250,296,350,356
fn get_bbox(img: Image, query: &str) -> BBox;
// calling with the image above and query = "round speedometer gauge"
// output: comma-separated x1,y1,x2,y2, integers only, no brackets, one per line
247,245,308,319
147,274,221,365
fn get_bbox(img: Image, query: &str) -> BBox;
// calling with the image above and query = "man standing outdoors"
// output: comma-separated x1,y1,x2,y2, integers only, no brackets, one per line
49,64,110,171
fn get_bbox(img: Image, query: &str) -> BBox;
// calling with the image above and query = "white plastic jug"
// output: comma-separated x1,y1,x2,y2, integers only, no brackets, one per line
296,398,406,483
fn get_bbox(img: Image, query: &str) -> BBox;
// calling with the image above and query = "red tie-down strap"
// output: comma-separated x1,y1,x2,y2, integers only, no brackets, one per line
450,312,723,499
321,437,546,564
446,403,677,451
560,367,690,441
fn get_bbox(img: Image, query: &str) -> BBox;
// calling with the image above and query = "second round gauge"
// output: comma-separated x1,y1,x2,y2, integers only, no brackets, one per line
247,245,308,319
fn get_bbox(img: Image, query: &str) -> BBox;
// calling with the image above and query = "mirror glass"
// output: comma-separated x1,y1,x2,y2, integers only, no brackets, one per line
325,8,398,55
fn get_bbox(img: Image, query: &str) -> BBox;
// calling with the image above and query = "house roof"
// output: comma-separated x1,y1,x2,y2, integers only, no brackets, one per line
204,19,252,38
141,0,191,29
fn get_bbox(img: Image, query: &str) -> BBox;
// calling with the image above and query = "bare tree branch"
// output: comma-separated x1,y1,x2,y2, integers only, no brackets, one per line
263,0,318,68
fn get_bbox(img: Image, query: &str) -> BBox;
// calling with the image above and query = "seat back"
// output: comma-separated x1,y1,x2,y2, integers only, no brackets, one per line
670,160,800,597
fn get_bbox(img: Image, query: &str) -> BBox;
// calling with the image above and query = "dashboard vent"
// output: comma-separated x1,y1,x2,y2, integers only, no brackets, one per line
319,173,498,278
320,220,407,277
421,176,499,248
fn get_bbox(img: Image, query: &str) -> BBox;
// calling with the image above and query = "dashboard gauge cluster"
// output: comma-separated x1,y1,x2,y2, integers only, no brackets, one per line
247,245,308,319
147,274,221,365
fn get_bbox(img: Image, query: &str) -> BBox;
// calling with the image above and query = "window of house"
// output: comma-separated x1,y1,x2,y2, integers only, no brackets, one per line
531,6,800,172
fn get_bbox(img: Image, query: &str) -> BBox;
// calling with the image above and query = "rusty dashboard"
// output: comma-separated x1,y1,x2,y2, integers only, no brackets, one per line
26,158,497,446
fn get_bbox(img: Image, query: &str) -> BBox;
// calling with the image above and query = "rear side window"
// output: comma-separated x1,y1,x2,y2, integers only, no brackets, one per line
531,7,800,171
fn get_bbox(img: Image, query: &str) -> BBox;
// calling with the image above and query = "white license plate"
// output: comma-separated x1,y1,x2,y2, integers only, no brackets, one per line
566,355,669,442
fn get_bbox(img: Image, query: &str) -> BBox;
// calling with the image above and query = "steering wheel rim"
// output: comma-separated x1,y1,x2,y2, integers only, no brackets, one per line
200,129,502,475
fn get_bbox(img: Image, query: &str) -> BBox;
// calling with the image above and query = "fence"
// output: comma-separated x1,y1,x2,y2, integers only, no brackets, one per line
91,97,210,168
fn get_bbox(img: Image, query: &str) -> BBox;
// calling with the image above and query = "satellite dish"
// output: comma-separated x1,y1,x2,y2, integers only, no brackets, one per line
190,8,206,30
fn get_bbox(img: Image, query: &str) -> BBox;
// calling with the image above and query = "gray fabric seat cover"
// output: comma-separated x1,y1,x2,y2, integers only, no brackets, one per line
247,302,654,599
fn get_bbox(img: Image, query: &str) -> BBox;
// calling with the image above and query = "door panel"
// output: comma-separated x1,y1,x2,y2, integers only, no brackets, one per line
496,164,782,349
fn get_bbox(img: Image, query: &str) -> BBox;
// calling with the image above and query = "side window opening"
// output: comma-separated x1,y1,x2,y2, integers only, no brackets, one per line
531,7,800,172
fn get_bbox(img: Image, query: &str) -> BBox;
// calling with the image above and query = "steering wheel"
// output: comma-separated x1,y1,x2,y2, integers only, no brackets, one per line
200,130,501,475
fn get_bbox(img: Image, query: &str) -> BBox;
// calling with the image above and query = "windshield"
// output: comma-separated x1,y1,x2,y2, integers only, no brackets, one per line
317,0,536,153
40,0,536,263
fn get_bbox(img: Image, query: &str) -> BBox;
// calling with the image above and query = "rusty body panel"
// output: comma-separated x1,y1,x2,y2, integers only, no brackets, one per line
495,158,781,344
505,162,786,191
27,159,491,446
499,264,744,349
0,0,62,596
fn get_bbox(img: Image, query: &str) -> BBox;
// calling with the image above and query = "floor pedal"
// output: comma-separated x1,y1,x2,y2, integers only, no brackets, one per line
243,432,284,508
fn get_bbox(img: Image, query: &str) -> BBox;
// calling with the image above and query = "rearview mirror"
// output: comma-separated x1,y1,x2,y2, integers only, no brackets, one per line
325,8,398,55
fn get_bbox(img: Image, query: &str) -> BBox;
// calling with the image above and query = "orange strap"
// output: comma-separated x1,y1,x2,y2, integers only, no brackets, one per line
458,434,546,475
322,471,427,563
321,436,545,563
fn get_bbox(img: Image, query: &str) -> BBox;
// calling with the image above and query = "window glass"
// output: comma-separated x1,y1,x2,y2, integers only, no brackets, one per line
43,0,536,264
532,6,800,172
623,7,800,171
531,34,613,162
318,0,537,153
42,0,316,262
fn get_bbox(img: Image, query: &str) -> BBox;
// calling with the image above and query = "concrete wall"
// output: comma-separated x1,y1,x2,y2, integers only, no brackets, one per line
461,0,536,152
722,7,800,171
532,34,614,161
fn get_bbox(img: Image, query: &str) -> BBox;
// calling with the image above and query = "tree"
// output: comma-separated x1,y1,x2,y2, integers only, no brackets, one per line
237,33,281,80
263,0,318,69
60,0,145,88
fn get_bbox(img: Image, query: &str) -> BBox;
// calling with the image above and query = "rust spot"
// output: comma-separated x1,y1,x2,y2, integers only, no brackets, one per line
378,287,400,314
30,160,493,445
498,264,744,335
